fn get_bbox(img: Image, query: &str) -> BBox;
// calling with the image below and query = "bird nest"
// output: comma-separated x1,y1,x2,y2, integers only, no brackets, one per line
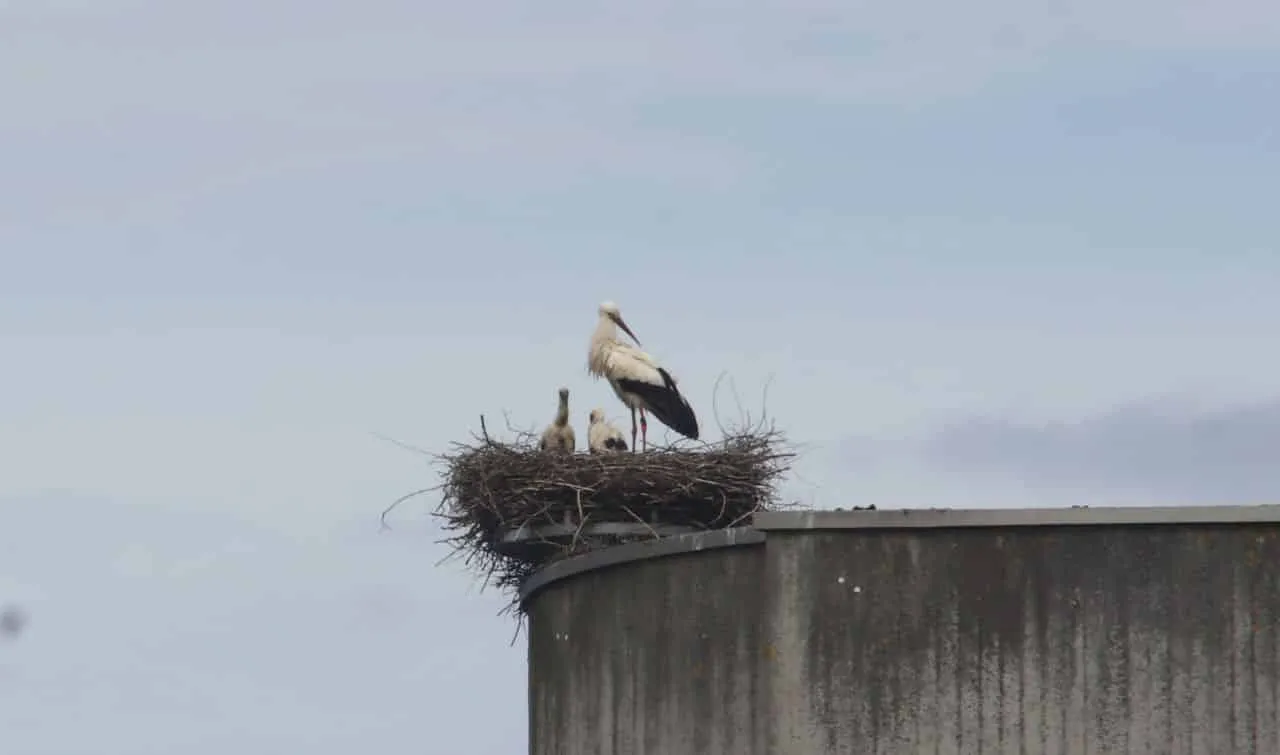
416,417,794,614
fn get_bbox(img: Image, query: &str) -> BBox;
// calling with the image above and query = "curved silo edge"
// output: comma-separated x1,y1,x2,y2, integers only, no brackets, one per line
518,526,765,607
753,503,1280,531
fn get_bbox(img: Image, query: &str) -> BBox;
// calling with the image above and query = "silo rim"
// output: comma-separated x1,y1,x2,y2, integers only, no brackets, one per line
753,504,1280,531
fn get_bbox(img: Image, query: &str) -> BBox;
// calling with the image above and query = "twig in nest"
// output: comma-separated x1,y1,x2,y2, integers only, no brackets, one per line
370,431,433,458
710,369,777,439
380,486,436,531
712,370,729,439
621,505,662,540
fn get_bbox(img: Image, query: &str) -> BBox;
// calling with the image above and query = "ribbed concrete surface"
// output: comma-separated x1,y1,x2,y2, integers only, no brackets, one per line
528,546,769,754
525,513,1280,754
768,527,1280,754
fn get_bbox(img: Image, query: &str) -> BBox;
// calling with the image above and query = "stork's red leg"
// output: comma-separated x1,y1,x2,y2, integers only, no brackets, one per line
630,407,638,452
640,409,648,451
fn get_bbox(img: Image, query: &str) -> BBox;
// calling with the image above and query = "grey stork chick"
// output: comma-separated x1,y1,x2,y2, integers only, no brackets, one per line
587,408,628,453
539,387,576,453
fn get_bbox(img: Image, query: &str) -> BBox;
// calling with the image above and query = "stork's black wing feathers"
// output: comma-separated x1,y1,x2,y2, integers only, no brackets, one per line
615,372,700,440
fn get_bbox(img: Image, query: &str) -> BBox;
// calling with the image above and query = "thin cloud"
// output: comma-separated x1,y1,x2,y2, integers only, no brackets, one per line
7,1,1280,122
4,0,1277,225
920,397,1280,503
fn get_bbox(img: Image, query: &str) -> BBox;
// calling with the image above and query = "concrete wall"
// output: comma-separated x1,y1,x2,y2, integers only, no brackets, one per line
522,506,1280,754
526,529,770,754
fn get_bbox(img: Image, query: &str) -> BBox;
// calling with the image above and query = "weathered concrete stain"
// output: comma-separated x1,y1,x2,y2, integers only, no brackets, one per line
528,521,1280,754
769,525,1280,754
527,547,770,755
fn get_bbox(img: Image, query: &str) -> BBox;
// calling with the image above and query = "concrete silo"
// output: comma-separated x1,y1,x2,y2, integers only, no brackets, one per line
522,505,1280,754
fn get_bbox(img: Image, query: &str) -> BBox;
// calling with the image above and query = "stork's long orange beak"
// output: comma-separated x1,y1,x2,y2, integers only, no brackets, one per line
611,313,642,346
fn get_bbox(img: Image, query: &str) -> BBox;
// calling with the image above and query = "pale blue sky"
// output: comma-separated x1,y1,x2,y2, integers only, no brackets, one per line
3,1,1279,752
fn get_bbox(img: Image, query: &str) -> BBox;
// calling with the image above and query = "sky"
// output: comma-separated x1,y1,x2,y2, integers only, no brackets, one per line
2,1,1279,752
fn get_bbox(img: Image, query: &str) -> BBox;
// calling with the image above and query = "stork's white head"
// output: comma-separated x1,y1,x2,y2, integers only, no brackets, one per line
589,408,605,425
596,300,641,346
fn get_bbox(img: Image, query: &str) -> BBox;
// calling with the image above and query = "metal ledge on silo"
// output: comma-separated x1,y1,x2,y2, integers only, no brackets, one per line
518,526,764,606
494,521,701,563
753,503,1280,531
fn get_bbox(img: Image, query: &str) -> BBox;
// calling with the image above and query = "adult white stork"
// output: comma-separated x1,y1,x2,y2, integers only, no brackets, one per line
538,387,576,453
587,408,628,453
586,301,699,450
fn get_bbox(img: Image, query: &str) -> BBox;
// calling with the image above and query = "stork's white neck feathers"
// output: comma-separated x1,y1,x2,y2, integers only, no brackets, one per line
588,314,621,377
590,315,654,371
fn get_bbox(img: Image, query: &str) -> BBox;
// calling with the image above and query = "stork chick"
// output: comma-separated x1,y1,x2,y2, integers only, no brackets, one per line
587,408,628,453
538,387,576,453
586,300,699,451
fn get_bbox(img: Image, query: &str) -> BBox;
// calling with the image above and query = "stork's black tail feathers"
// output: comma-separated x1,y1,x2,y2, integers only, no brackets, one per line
617,369,700,441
